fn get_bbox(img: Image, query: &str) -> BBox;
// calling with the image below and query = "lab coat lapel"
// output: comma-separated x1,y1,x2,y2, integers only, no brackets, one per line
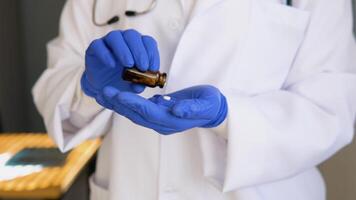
165,0,251,92
166,0,310,95
190,0,225,19
176,0,225,21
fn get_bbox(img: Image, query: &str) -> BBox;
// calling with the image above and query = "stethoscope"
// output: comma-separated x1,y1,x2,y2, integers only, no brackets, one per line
92,0,293,27
92,0,158,26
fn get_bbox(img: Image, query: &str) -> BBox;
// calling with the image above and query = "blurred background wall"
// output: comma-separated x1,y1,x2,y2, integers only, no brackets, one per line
18,0,66,132
0,0,27,132
0,0,355,200
0,0,65,132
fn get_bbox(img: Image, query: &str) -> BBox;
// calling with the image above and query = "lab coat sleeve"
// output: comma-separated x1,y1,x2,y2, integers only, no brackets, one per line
199,0,356,192
32,0,113,152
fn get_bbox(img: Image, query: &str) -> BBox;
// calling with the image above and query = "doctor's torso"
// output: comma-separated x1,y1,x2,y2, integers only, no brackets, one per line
33,0,356,200
31,0,356,198
89,0,325,200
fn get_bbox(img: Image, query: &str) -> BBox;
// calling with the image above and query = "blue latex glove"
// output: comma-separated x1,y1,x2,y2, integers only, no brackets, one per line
81,29,160,107
99,85,228,135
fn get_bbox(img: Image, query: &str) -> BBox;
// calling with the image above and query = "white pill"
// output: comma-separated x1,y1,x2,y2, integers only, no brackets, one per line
163,95,171,101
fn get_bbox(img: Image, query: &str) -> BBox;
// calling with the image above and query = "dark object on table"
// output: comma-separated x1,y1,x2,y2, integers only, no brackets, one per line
122,67,167,88
6,147,69,167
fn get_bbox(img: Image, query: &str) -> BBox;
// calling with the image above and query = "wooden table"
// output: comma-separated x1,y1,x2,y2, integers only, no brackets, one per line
0,133,101,199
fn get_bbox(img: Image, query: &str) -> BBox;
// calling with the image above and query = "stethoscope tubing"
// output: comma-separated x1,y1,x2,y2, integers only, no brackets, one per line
92,0,292,27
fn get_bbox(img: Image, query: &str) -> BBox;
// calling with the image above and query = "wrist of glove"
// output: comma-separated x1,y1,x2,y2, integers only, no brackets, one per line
97,85,228,135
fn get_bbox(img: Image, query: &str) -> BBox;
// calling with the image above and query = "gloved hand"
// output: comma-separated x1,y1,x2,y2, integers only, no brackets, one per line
81,29,160,107
98,85,228,135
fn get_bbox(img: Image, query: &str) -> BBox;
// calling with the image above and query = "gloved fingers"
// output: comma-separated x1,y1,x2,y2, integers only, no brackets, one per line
102,88,177,134
103,86,120,99
167,88,194,99
112,103,177,135
98,86,125,110
103,30,134,67
86,39,116,68
148,95,160,103
122,29,149,71
115,92,194,129
80,73,98,97
142,35,160,72
149,95,177,108
117,92,210,129
171,98,220,120
130,83,146,94
95,93,114,110
114,92,165,123
203,94,228,128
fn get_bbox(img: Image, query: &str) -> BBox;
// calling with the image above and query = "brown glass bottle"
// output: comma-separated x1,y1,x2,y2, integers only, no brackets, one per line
122,68,167,88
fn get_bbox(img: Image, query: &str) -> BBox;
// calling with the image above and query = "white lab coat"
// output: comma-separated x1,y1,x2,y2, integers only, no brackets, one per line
33,0,356,199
